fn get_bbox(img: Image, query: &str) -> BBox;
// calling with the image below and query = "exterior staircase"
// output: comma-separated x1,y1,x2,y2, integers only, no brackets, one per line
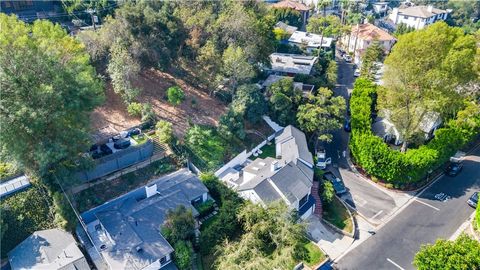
311,181,323,217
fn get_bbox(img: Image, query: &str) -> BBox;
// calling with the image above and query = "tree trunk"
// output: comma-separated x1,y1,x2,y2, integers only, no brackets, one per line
401,140,408,153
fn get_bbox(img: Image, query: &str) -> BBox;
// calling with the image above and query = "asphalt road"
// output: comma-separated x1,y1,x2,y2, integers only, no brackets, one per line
324,56,396,224
335,146,480,270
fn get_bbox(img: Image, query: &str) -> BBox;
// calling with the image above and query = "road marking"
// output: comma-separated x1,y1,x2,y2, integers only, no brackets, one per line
414,199,440,211
371,210,384,220
387,258,405,270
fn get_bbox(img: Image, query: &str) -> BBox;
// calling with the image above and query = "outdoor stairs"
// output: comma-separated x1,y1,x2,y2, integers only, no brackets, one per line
150,135,167,156
311,181,323,217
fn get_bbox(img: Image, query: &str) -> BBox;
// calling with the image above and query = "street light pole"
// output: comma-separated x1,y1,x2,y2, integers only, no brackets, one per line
86,8,96,30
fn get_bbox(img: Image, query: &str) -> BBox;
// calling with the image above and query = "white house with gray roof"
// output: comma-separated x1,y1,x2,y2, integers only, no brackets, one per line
220,125,316,220
389,5,451,30
83,169,209,270
269,53,318,76
8,229,90,270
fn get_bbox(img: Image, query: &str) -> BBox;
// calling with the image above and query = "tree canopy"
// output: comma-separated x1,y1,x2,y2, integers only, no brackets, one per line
414,234,480,270
0,14,104,176
268,78,303,126
297,88,346,143
215,202,308,270
379,22,478,151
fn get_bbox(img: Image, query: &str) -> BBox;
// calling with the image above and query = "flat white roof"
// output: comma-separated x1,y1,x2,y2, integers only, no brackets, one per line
288,31,333,48
269,53,318,75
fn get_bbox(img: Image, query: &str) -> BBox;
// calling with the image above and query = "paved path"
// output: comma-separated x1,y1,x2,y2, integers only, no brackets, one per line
307,216,355,260
335,146,480,270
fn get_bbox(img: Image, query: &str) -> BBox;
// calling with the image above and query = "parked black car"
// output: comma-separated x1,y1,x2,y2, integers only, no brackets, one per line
127,128,141,137
344,119,351,132
114,138,131,149
445,162,463,176
323,172,347,195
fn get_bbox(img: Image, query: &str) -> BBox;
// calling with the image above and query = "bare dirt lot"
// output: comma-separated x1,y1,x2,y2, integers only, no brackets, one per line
90,69,227,140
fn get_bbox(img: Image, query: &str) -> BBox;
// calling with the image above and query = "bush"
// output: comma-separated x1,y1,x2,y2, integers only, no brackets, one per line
174,240,192,270
195,199,215,218
167,86,185,106
156,120,174,145
349,79,480,186
185,125,226,170
140,103,156,122
476,203,480,230
127,102,142,117
322,181,335,204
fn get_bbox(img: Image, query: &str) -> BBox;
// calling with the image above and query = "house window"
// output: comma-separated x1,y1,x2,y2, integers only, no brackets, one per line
299,194,309,208
160,256,167,265
403,16,409,20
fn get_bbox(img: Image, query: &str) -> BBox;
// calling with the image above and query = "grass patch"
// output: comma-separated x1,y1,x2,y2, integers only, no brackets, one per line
132,134,148,145
303,241,326,267
323,196,353,233
256,142,276,159
73,157,178,212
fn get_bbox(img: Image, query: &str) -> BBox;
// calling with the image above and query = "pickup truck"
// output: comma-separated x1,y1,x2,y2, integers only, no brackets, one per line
316,150,332,169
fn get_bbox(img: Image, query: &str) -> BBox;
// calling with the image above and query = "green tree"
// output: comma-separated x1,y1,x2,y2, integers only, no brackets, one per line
360,41,384,80
413,234,480,270
379,22,478,152
0,15,104,176
326,60,338,87
297,88,346,144
218,109,246,140
232,84,268,123
268,78,303,126
185,125,226,169
167,86,185,106
173,240,193,270
322,181,335,204
270,7,303,28
161,205,196,244
141,103,156,123
477,202,480,230
307,15,344,37
156,120,174,145
215,202,308,270
394,23,415,37
107,43,140,103
221,45,255,94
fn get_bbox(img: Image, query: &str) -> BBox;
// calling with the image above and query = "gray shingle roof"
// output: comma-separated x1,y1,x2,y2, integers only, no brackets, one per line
397,5,447,18
239,125,313,206
275,125,313,166
8,229,90,270
92,169,208,270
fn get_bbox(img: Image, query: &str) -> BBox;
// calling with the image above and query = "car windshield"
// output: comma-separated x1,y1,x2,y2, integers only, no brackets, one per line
472,193,478,203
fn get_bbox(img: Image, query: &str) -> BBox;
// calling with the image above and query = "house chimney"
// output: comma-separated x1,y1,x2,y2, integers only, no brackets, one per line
271,161,279,172
427,5,433,12
145,184,157,198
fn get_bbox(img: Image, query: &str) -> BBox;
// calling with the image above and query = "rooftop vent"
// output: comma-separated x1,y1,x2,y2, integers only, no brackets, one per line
136,246,143,252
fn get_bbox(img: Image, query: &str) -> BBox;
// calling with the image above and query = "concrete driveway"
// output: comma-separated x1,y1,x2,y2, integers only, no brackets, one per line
323,55,410,225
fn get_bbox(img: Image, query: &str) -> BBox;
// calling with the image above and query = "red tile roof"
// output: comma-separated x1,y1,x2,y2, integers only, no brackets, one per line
351,23,395,41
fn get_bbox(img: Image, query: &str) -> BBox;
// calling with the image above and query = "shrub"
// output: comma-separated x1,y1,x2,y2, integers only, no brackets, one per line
349,78,480,186
167,86,185,105
174,240,192,270
476,203,480,230
185,125,226,170
322,181,335,204
195,199,215,218
156,120,174,145
141,103,156,122
127,102,142,117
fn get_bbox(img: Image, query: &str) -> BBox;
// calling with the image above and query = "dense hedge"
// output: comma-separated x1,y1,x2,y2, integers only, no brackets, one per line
349,78,479,187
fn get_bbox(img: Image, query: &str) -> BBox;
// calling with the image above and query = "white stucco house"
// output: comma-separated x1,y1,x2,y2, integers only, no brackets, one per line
268,53,318,76
372,2,389,15
340,23,396,64
389,5,451,30
219,125,316,220
288,31,333,53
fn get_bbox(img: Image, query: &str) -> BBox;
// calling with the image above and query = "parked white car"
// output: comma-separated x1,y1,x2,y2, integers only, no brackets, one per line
316,150,332,169
344,54,352,62
354,69,361,77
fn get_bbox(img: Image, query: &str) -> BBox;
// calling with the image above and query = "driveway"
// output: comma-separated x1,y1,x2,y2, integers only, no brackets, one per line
335,146,480,270
323,55,406,225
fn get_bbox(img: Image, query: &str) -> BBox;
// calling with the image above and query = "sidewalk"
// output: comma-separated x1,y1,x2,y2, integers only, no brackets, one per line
306,216,354,260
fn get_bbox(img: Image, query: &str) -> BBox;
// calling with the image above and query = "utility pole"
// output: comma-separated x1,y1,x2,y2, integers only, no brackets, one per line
86,8,97,30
